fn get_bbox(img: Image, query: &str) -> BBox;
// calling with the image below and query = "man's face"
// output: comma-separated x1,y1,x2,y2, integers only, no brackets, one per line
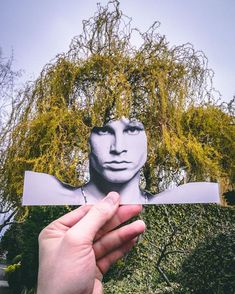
89,118,147,184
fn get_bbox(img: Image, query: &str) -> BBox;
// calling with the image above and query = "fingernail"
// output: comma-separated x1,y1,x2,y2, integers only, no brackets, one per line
138,220,146,231
103,192,120,205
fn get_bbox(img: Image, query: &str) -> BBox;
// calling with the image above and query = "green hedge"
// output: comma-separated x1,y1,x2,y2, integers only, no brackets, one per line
104,204,235,293
179,228,235,293
1,204,234,293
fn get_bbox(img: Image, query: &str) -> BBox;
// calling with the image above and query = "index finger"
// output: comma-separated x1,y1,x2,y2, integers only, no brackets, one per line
69,192,120,242
94,204,143,241
55,205,92,228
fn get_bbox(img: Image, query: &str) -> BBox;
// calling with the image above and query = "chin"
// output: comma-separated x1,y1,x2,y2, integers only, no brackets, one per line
102,169,138,184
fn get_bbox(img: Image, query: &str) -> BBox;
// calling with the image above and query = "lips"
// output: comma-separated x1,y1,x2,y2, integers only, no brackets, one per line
105,160,131,164
104,160,132,170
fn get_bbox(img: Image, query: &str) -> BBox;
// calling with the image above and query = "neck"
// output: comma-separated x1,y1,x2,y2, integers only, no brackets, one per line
83,168,144,203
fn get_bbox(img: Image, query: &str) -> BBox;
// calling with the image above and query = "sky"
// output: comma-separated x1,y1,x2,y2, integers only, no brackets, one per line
0,0,235,103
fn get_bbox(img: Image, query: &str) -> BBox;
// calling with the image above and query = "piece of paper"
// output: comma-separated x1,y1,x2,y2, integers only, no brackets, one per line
22,118,221,206
22,171,220,205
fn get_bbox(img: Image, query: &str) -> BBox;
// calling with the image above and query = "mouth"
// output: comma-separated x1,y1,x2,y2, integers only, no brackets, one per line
105,160,131,164
104,161,132,170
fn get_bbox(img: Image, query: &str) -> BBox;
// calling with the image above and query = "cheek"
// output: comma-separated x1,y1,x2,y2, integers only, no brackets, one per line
90,138,111,161
128,135,147,156
139,140,147,163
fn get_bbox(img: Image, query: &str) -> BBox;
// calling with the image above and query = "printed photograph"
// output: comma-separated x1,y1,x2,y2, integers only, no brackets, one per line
23,118,220,205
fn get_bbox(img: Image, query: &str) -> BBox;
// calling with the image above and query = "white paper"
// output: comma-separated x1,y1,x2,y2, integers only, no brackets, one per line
22,171,220,205
23,171,82,205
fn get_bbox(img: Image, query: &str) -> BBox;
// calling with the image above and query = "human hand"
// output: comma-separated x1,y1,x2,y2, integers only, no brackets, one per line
37,192,145,294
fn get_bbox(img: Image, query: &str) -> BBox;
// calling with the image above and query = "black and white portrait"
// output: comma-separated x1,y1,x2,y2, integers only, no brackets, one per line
23,117,220,205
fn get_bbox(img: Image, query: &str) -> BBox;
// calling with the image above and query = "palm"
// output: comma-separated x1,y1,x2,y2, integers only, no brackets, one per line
37,197,145,294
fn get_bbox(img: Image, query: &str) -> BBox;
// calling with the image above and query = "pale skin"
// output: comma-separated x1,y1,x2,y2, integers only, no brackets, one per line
80,118,148,203
37,192,145,294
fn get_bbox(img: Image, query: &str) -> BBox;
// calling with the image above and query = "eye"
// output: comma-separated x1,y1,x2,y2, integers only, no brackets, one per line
93,127,111,135
98,129,109,135
125,126,142,135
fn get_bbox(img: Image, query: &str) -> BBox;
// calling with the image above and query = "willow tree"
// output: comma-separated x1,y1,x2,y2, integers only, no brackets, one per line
2,1,233,212
0,48,20,224
1,1,235,292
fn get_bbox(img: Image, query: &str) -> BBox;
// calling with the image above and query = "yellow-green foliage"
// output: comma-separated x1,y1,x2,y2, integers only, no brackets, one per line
5,262,22,291
5,262,21,274
1,0,234,212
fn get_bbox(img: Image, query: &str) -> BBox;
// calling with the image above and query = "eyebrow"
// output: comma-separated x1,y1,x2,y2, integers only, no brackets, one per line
127,120,144,128
91,126,113,133
91,120,145,133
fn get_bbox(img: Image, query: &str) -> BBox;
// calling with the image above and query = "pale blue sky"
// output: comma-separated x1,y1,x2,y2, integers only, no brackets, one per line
1,0,234,102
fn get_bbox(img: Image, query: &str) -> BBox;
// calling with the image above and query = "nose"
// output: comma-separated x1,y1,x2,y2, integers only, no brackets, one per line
110,132,127,154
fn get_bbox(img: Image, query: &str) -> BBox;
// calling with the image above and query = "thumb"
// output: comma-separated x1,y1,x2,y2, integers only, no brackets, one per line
69,192,120,242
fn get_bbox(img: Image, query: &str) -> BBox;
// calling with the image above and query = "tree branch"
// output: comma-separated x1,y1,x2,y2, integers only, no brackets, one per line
0,208,18,233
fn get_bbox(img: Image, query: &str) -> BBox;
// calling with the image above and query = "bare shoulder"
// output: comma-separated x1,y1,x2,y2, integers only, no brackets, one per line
147,182,220,205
